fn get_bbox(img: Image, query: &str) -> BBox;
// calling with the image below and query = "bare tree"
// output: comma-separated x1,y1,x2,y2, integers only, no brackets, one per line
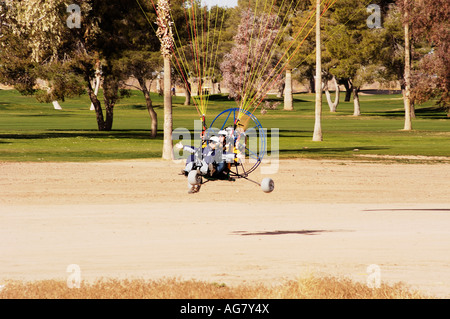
324,75,340,112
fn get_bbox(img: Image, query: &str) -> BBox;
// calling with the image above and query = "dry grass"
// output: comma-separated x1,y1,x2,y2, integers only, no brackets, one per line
0,275,432,299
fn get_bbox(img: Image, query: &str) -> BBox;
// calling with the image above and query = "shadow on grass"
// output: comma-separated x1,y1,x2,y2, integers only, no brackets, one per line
277,129,315,138
203,94,233,102
264,97,311,103
277,146,390,154
16,113,75,117
118,104,166,110
117,104,147,110
203,94,312,104
366,106,449,120
0,130,163,140
0,102,13,108
360,89,402,95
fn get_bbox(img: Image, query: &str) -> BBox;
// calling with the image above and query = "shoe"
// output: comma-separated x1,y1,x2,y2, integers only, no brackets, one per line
188,185,200,194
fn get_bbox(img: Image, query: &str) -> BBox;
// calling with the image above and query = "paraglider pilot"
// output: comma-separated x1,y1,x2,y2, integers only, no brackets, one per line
176,135,220,176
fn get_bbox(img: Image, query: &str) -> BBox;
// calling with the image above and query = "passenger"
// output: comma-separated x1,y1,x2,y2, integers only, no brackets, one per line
176,135,219,176
215,130,229,176
220,127,245,166
175,139,205,175
203,136,219,176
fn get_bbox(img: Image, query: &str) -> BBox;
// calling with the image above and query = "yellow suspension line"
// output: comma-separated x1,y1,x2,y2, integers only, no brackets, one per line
240,0,302,118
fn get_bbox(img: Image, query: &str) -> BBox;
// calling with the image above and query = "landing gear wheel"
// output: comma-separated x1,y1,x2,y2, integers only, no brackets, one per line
261,178,274,193
188,170,202,186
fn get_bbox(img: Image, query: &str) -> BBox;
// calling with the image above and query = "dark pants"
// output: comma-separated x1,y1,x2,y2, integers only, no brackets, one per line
216,161,226,174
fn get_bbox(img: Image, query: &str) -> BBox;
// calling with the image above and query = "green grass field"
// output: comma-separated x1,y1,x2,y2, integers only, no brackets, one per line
0,89,448,162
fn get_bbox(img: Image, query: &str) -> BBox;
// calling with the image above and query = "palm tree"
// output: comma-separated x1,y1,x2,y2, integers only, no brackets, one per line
403,0,412,131
156,0,175,159
312,0,323,141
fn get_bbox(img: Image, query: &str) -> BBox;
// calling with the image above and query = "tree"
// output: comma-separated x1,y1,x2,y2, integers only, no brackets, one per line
288,0,341,113
220,9,282,106
324,0,380,117
402,0,412,130
120,51,161,138
117,1,162,138
1,0,145,131
171,3,231,109
376,0,449,122
284,68,294,110
0,0,84,108
0,20,37,95
69,0,138,131
323,74,340,112
4,0,65,62
321,19,341,113
401,0,449,116
368,1,424,124
156,0,175,160
171,57,191,106
289,8,317,94
312,0,322,141
226,0,312,112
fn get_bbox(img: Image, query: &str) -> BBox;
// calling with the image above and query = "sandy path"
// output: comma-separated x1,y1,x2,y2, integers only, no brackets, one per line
0,159,449,297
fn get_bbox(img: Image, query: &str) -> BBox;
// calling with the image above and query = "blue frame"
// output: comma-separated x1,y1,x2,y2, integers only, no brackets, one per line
208,108,266,176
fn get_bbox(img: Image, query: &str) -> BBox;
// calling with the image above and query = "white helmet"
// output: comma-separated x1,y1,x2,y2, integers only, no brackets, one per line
225,127,234,136
209,136,220,144
218,130,227,136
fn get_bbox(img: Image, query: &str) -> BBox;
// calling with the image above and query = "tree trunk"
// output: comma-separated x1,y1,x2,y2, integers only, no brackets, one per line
277,84,284,98
284,69,293,111
45,84,62,110
184,82,191,106
312,0,323,142
139,78,158,138
87,81,107,131
157,76,163,96
308,73,315,93
325,76,340,112
197,78,203,96
403,4,412,131
104,102,114,131
162,57,173,160
342,79,352,102
90,65,101,111
353,87,361,116
410,100,416,118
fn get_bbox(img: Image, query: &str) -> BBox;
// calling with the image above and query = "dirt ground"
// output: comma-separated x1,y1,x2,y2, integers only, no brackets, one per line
0,158,449,298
